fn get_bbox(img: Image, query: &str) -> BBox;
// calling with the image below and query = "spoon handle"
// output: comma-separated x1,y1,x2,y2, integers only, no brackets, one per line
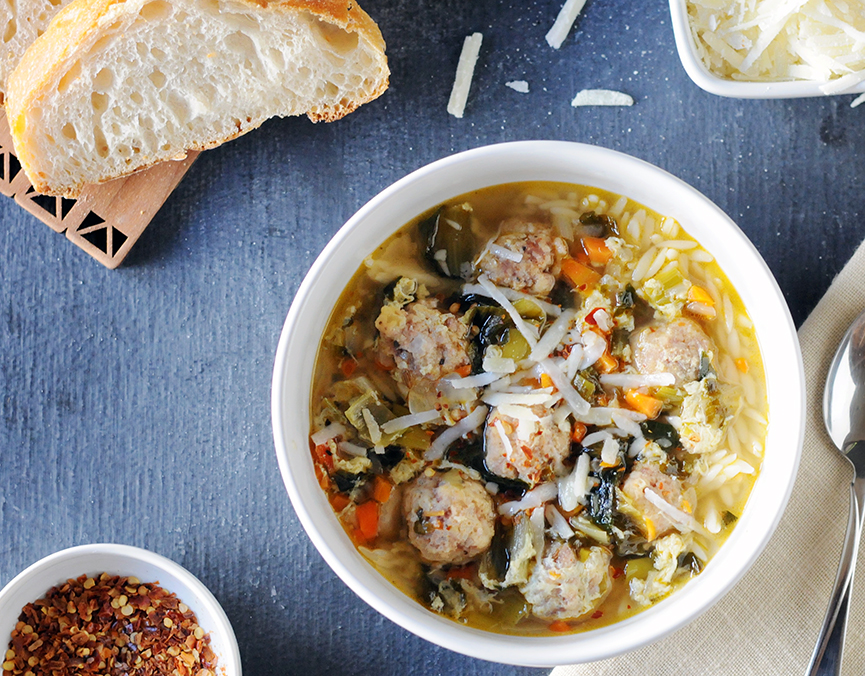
807,477,865,676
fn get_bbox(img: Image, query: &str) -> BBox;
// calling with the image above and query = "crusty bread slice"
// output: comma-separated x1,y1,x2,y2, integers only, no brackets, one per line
1,0,75,104
6,0,389,196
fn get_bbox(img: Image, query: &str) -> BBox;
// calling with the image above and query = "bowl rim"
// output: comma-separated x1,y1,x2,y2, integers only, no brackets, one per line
667,0,865,99
0,543,242,675
271,140,805,666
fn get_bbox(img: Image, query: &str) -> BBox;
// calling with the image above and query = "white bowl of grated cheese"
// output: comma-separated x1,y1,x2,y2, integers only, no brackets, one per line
670,0,865,99
272,141,804,665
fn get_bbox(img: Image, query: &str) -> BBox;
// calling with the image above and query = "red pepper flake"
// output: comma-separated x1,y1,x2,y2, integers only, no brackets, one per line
3,573,218,676
591,610,604,619
611,567,624,580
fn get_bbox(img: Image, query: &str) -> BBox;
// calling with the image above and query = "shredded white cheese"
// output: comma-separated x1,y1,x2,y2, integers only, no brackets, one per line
448,32,483,118
505,80,530,93
687,0,865,88
425,405,488,461
546,0,588,49
571,89,635,107
311,422,346,446
380,409,441,435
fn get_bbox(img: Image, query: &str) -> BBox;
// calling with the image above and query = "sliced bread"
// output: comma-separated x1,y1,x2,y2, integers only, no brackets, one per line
6,0,389,196
1,0,75,104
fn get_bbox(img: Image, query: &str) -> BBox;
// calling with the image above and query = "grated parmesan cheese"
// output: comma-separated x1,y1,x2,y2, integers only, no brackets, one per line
505,80,530,93
571,89,635,107
687,0,865,89
546,0,588,49
447,32,483,118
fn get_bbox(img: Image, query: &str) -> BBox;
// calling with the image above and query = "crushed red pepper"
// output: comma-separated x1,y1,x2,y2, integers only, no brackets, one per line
2,573,218,676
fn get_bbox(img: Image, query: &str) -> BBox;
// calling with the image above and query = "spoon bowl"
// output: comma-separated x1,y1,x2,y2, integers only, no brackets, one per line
808,309,865,675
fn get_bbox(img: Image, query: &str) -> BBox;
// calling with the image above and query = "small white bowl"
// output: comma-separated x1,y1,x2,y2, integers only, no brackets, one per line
0,544,242,675
668,0,865,98
271,141,804,666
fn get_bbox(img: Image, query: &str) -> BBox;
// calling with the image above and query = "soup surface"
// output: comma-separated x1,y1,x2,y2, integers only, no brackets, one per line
308,182,767,635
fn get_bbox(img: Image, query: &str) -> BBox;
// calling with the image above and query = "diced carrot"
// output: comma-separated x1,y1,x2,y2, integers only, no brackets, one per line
688,285,715,306
352,528,368,545
540,373,554,389
372,475,393,503
455,364,472,377
355,501,379,541
314,465,329,491
330,493,350,512
549,620,571,633
446,564,477,581
595,351,618,374
624,389,663,419
561,258,601,290
582,237,613,265
571,422,587,443
312,444,334,472
574,248,591,266
340,357,357,378
644,517,657,542
735,358,749,373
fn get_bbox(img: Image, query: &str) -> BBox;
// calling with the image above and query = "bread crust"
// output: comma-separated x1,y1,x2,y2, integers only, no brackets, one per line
5,0,389,196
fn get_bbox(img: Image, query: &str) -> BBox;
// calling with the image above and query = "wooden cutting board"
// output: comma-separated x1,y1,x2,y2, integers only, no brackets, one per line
0,114,197,269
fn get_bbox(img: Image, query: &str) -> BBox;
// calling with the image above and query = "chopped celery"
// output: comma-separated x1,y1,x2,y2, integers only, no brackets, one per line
499,330,530,362
626,557,654,582
654,386,684,407
397,426,432,451
653,264,685,293
512,298,546,322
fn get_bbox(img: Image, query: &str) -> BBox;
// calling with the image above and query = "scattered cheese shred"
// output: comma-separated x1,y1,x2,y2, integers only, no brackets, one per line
546,0,588,49
852,93,865,108
505,80,530,93
447,32,483,118
571,89,635,107
687,0,865,89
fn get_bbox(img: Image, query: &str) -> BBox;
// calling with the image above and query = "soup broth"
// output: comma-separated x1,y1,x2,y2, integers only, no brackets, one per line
309,182,767,635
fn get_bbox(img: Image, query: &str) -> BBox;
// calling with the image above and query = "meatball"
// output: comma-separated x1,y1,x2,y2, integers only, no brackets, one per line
403,470,496,565
484,405,570,485
519,541,612,621
631,318,713,385
621,462,686,539
478,220,561,297
375,298,470,387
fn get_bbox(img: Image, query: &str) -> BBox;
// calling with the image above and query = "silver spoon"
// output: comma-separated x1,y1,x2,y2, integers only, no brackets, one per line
807,309,865,676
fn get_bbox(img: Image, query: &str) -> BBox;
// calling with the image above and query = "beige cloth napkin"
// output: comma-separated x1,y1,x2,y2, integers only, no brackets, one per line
552,240,865,676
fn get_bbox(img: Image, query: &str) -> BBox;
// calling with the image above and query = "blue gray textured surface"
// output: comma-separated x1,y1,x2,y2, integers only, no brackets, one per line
0,0,863,674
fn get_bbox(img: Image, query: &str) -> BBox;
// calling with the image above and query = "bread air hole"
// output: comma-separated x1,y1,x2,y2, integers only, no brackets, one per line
130,91,144,105
224,31,257,62
3,19,16,43
312,18,358,55
149,69,166,88
94,128,109,158
94,67,114,90
266,48,285,71
62,123,77,141
91,92,108,114
58,61,82,93
167,91,190,124
139,0,172,21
